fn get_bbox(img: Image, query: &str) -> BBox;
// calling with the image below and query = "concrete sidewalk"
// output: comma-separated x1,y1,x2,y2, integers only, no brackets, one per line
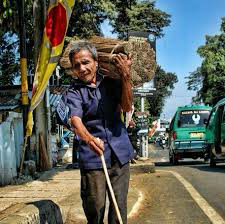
0,160,155,224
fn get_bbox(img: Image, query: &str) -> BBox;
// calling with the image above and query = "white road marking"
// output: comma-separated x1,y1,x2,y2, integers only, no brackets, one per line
128,191,144,218
158,170,225,224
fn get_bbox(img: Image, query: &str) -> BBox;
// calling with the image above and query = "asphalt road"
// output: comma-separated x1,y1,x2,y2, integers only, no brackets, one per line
67,144,225,224
149,143,225,223
64,143,225,224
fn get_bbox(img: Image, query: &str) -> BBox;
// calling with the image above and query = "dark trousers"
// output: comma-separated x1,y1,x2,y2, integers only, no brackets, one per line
80,161,130,224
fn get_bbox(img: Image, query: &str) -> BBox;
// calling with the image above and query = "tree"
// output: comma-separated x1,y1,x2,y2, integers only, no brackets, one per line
0,0,172,85
146,66,178,117
133,64,178,125
0,32,19,85
187,17,225,106
0,0,116,85
0,0,17,39
0,0,37,85
110,0,171,39
67,0,116,39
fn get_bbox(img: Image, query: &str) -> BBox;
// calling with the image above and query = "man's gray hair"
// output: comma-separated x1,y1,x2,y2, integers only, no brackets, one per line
69,41,98,65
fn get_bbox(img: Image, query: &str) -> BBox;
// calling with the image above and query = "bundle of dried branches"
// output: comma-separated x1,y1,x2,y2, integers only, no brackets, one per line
60,36,156,87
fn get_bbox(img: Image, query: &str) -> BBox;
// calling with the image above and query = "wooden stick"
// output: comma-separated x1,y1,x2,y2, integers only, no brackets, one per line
19,135,28,176
100,154,123,224
39,133,50,171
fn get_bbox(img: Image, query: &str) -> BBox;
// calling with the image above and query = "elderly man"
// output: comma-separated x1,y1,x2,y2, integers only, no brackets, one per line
66,40,134,224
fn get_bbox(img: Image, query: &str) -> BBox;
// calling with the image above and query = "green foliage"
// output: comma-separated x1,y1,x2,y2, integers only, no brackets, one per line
67,0,116,38
147,115,155,129
186,67,203,92
133,65,177,124
109,0,171,39
186,18,225,106
133,96,150,112
0,0,172,86
0,0,34,37
0,0,37,85
0,33,19,85
133,95,141,112
1,0,116,84
0,0,17,37
146,65,178,117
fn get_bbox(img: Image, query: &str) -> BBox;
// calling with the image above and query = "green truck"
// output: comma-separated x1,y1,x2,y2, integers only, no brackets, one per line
167,105,212,165
205,98,225,167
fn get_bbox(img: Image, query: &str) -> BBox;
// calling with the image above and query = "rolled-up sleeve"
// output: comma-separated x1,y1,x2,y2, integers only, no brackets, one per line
67,88,83,118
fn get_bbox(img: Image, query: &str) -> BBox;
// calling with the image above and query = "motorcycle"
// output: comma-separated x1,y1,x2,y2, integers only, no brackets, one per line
159,137,166,149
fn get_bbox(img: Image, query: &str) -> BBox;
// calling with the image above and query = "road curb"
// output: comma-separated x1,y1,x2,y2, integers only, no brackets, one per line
130,161,155,173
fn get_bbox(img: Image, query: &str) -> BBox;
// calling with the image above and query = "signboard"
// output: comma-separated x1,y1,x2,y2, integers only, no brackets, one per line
135,111,150,116
129,36,147,42
136,115,149,130
138,129,148,134
128,31,156,51
128,31,150,39
133,88,155,97
134,93,154,97
181,110,210,115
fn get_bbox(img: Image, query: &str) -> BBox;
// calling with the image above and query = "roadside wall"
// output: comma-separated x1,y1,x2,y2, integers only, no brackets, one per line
0,112,23,186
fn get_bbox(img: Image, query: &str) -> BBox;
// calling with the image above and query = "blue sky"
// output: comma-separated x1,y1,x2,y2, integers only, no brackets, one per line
155,0,225,119
102,0,225,119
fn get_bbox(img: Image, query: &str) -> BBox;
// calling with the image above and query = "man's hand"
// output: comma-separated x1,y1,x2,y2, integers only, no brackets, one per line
112,53,133,112
87,137,104,156
112,53,132,80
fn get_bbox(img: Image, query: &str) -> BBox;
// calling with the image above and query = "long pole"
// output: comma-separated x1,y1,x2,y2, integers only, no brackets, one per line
96,136,123,224
17,0,29,125
100,154,123,224
33,0,48,168
17,0,29,162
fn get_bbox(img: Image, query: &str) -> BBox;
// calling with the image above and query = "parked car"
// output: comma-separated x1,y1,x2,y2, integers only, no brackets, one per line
205,98,225,166
167,105,212,165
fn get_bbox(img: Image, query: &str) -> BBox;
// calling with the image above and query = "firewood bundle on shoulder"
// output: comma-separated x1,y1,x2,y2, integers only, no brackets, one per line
60,36,156,87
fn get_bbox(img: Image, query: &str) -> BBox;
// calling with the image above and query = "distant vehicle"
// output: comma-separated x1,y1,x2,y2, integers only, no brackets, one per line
158,136,167,149
159,137,166,149
205,98,225,166
167,105,212,165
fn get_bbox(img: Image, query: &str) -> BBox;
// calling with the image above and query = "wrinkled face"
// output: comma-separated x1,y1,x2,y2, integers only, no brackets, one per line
72,50,98,84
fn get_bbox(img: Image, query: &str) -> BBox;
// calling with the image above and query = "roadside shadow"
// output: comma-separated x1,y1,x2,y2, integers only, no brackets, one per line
154,161,171,167
28,200,63,224
188,164,225,174
11,162,80,185
154,160,206,167
37,163,80,182
176,160,206,166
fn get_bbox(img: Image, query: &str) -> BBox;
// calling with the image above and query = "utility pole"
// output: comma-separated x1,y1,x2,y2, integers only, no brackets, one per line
33,0,52,169
140,97,148,158
17,0,29,156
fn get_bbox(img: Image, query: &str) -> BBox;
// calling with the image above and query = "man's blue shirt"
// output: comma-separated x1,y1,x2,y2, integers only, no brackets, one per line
66,73,134,169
